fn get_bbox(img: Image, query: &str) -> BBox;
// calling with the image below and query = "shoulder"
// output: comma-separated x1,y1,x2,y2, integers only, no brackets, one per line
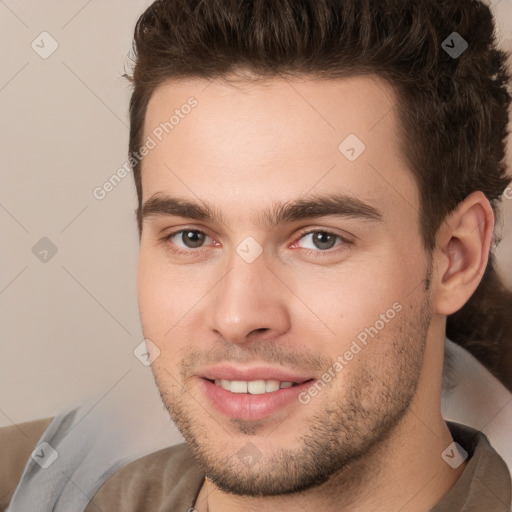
85,441,205,512
442,338,512,473
0,416,54,510
438,421,512,511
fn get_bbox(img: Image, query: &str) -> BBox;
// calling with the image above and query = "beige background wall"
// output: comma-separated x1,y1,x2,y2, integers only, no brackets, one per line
1,0,511,431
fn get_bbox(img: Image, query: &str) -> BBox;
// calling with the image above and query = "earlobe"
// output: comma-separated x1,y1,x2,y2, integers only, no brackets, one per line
433,191,494,316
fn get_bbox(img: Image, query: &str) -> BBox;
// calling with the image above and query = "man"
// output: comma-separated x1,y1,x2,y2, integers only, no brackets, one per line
3,0,512,511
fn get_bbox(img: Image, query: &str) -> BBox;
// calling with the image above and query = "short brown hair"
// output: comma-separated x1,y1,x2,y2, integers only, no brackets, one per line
125,0,512,388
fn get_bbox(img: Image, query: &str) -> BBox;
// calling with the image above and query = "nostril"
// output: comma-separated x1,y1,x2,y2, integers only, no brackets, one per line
251,328,270,335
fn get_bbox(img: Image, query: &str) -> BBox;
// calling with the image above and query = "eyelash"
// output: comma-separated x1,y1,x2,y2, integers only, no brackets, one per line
161,228,352,257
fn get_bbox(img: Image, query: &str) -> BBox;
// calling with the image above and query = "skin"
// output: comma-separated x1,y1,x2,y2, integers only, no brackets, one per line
136,74,494,512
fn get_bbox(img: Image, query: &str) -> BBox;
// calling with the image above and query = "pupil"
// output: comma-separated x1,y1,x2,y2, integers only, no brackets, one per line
183,231,204,248
314,232,335,250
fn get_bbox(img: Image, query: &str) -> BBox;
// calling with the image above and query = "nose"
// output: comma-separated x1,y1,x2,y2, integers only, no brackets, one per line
205,250,292,345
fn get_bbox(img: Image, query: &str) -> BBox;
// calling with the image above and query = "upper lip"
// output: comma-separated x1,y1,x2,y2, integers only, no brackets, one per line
198,365,314,384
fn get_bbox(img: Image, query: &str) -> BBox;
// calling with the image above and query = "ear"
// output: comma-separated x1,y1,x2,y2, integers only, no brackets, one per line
432,191,494,316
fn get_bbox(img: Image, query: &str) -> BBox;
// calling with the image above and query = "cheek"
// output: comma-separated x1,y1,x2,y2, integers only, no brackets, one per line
136,246,214,344
137,254,189,375
288,258,405,340
137,248,174,331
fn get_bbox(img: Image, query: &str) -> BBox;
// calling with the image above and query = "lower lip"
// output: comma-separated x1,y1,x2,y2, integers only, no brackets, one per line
199,378,314,421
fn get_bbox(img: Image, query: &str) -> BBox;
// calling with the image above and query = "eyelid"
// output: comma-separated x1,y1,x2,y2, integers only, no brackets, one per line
294,227,354,242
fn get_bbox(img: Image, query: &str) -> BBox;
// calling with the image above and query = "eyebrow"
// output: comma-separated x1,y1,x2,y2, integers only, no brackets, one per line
140,192,383,229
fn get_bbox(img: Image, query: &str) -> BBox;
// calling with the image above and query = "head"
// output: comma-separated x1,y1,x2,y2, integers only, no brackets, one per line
128,0,511,496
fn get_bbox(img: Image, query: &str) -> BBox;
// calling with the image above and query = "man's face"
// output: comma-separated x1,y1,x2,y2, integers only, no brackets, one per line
137,75,433,495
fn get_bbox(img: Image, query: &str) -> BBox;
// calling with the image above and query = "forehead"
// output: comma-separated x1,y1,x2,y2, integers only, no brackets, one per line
140,74,419,226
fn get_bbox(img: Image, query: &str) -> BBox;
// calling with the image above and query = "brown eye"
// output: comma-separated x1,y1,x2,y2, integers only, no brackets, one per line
164,229,212,252
181,230,206,248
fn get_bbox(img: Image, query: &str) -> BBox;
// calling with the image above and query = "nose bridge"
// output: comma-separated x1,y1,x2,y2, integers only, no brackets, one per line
207,246,290,343
217,249,271,320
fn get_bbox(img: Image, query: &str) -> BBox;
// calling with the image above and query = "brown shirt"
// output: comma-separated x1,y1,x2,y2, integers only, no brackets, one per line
84,422,511,512
0,417,54,510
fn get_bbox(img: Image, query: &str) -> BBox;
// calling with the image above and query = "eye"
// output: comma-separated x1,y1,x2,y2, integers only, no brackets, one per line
294,230,350,252
163,229,213,252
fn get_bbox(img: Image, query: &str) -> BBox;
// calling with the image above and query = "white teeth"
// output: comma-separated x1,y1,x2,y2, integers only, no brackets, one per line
265,380,280,392
247,380,266,394
230,380,248,393
213,378,297,394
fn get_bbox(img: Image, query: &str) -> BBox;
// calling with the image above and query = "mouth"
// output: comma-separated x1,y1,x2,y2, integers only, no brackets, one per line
199,376,316,421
